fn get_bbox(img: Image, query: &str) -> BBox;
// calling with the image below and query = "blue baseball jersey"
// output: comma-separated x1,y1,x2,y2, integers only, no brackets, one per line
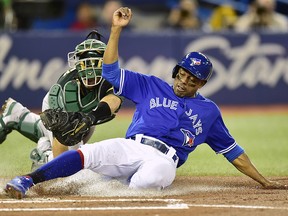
103,61,243,167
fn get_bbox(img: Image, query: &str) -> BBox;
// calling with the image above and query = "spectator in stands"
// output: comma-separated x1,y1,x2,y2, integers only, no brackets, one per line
70,2,97,31
1,0,17,30
97,0,122,29
166,0,201,30
209,4,238,31
234,0,288,32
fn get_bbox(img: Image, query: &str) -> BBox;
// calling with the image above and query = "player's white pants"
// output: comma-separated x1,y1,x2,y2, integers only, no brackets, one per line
79,138,178,190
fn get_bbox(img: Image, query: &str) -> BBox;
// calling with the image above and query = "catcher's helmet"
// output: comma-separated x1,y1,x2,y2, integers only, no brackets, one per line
68,31,106,87
172,52,213,81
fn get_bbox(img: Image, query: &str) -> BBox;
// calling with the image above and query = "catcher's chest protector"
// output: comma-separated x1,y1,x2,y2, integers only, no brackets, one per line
48,81,100,113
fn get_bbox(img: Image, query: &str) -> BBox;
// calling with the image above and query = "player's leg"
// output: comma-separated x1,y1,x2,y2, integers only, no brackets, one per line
129,155,177,189
80,138,176,188
6,149,83,198
80,138,144,178
29,94,54,170
0,98,46,144
5,138,174,198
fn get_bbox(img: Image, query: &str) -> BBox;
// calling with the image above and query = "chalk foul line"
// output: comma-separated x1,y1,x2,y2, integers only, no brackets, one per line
0,198,287,212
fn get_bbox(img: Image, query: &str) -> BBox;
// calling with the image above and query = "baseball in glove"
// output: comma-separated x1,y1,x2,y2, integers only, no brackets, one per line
40,109,95,146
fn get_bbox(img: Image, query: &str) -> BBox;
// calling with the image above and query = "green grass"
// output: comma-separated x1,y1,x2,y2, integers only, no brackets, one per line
1,111,287,178
177,113,288,176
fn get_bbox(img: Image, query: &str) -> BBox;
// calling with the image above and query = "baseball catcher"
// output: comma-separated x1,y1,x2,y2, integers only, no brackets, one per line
0,30,122,170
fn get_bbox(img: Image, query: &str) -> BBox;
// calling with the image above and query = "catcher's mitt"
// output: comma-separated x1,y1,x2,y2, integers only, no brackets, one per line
40,109,94,146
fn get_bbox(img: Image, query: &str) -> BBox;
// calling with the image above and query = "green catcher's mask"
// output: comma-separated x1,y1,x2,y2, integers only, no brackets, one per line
68,38,106,88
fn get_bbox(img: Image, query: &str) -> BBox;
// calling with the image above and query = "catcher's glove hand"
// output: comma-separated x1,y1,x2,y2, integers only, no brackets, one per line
40,109,95,146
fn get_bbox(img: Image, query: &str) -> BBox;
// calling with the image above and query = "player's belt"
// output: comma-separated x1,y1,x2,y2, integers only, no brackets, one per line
130,134,179,163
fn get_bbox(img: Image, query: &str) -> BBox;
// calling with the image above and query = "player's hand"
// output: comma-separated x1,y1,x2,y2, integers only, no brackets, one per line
261,180,288,190
112,7,132,27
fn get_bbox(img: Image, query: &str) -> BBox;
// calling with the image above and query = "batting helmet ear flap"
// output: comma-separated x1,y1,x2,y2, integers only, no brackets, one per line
172,65,180,78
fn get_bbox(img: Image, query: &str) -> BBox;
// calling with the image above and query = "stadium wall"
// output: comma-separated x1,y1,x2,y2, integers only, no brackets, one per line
0,30,287,109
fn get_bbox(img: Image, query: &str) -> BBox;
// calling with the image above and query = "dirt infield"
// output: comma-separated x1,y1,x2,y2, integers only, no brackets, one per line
1,174,288,216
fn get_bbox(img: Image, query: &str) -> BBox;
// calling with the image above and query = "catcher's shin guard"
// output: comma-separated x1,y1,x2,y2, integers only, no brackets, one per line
0,98,45,144
17,118,45,143
30,137,53,171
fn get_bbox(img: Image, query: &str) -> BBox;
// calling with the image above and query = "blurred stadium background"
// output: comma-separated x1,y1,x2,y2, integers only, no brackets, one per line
0,0,287,109
0,0,287,177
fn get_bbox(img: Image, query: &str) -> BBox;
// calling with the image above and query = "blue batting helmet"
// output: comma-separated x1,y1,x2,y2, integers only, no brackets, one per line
172,52,213,81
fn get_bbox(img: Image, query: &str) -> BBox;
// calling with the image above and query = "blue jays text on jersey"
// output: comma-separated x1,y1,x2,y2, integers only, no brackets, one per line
102,61,244,167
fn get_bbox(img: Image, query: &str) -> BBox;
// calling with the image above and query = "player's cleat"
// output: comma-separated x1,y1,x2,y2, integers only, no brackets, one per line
0,98,29,144
5,176,34,199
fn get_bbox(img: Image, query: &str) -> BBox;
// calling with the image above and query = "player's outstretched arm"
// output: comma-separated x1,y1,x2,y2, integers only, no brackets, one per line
103,7,132,65
232,153,288,189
